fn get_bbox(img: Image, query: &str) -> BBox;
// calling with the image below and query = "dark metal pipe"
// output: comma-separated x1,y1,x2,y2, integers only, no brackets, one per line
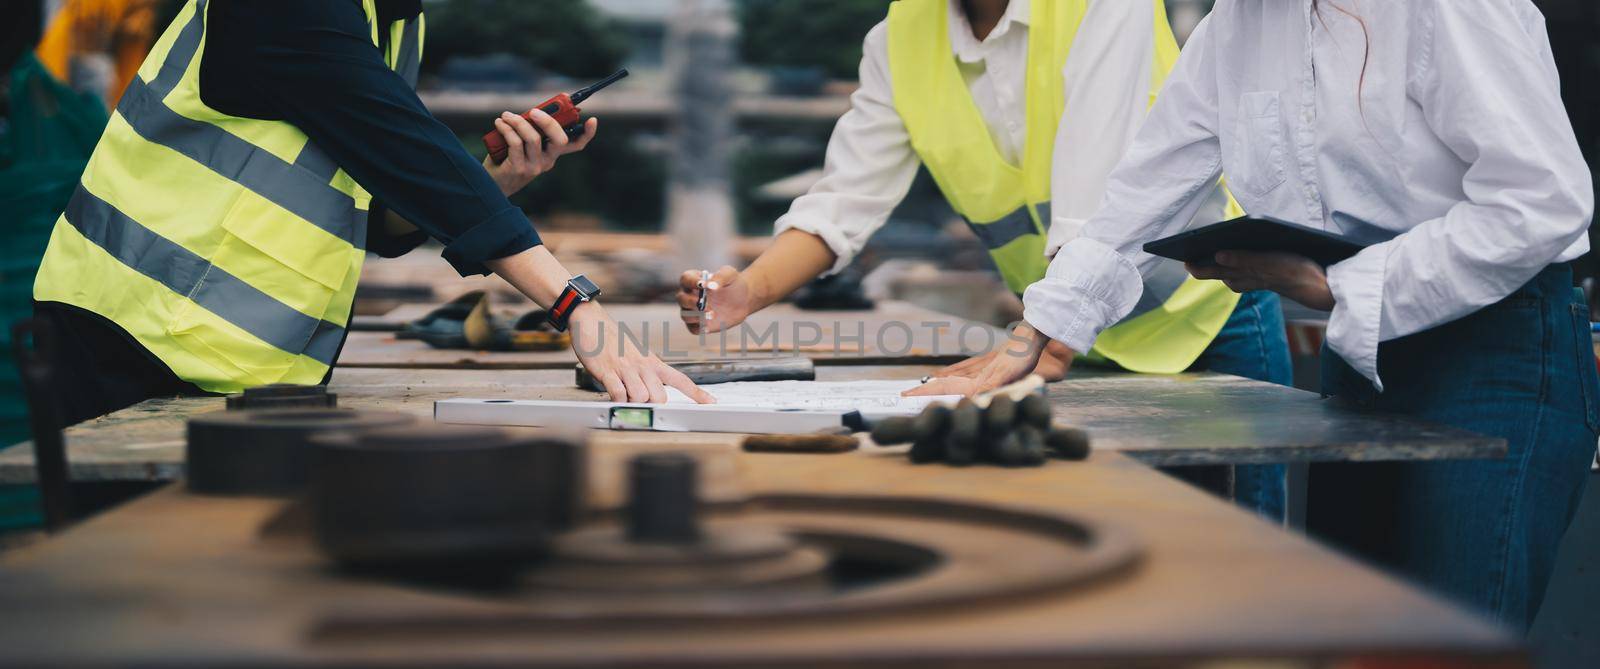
627,453,701,544
10,319,72,531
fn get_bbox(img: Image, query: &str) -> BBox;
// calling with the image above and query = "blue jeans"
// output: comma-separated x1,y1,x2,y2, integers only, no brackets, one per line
1309,265,1598,630
1185,290,1295,519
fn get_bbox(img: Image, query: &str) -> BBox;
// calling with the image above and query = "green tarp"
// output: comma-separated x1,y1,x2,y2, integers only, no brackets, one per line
0,53,107,530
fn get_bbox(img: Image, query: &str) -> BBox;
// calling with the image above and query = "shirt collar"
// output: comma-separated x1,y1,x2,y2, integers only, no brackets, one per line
948,0,1030,63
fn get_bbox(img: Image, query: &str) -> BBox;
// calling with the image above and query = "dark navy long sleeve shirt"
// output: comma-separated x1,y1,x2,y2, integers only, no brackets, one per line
200,0,541,275
31,0,545,410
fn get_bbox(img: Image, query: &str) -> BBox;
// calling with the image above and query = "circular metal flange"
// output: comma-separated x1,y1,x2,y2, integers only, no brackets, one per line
527,522,831,592
186,409,413,496
309,425,586,569
225,384,338,411
309,494,1145,636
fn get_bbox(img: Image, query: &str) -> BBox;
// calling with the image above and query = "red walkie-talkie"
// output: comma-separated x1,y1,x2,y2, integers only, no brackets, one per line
483,69,629,164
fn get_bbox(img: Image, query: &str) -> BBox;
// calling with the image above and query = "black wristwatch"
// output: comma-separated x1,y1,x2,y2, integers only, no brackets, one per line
547,274,602,332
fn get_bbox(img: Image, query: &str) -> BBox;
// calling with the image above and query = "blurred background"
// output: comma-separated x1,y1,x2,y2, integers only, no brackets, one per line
19,0,1594,313
7,0,1598,379
8,1,1246,318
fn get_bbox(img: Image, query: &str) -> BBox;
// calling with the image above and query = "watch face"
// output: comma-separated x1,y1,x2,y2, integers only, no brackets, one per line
572,275,602,299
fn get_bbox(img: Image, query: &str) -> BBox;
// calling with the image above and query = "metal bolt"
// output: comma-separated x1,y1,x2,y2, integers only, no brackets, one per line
627,453,702,544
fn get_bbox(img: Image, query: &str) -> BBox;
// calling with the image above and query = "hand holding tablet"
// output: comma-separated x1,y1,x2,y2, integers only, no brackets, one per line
1143,215,1366,267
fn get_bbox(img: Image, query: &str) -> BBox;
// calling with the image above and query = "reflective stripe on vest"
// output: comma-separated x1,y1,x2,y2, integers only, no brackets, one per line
117,78,364,248
964,201,1204,324
108,2,369,245
61,188,347,366
395,17,423,88
966,203,1040,251
33,0,424,392
293,144,343,184
887,0,1242,374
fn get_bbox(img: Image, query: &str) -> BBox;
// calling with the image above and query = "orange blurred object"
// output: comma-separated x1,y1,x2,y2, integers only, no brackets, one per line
34,0,160,107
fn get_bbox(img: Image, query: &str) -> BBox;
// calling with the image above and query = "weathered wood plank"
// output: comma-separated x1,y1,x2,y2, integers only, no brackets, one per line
0,447,1516,665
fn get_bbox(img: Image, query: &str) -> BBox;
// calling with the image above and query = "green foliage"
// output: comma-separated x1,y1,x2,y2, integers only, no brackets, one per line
463,124,665,231
735,0,893,80
421,0,629,79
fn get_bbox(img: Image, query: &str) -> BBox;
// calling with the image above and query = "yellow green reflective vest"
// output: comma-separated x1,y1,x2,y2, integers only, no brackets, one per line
887,0,1243,374
34,0,423,394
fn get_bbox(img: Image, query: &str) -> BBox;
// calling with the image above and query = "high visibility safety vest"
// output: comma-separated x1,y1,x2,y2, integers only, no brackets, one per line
34,0,424,393
887,0,1243,374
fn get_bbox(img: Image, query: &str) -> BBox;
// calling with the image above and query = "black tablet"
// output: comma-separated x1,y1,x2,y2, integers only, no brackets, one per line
1142,215,1367,267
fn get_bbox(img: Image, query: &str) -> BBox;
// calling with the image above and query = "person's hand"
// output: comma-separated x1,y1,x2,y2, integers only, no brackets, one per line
935,338,1076,382
677,266,759,335
569,302,715,404
483,109,599,196
1186,250,1335,311
904,322,1051,397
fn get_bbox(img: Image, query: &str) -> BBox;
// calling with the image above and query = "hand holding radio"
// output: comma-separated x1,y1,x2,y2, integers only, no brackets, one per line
482,109,598,196
480,69,628,196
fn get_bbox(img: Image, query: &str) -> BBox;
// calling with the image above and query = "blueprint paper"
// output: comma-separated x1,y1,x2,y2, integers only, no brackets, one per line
666,379,961,413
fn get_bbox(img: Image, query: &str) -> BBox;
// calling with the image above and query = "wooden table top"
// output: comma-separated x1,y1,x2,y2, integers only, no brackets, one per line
0,365,1502,484
0,443,1516,665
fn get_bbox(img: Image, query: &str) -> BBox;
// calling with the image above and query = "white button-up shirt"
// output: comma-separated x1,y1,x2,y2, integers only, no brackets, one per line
1025,0,1594,389
775,0,1169,273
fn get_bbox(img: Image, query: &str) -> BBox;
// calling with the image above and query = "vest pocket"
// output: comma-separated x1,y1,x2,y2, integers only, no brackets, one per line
219,190,356,294
166,192,353,381
1234,91,1288,198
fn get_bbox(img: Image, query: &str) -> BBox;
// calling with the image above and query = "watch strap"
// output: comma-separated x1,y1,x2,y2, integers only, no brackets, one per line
547,276,599,332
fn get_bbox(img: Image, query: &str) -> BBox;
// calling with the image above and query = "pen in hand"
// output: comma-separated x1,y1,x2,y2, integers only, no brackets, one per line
697,270,712,312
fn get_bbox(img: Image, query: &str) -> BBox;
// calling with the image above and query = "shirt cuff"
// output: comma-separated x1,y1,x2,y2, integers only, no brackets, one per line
775,212,858,276
1021,237,1145,355
1326,243,1391,392
440,207,543,277
1044,216,1088,258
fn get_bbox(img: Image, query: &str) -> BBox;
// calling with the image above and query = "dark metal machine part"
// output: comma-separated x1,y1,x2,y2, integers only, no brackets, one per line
527,454,836,593
627,453,701,543
225,384,339,410
310,493,1143,634
185,409,414,496
293,452,1142,629
308,425,586,568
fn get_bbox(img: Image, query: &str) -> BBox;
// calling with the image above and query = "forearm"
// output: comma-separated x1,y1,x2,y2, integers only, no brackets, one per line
742,230,838,311
486,245,578,309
